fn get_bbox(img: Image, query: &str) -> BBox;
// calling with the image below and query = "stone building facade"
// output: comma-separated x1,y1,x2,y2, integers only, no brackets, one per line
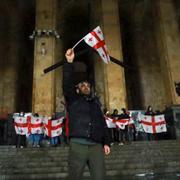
0,0,180,115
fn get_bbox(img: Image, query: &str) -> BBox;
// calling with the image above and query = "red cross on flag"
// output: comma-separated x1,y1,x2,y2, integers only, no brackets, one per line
83,26,110,64
14,116,28,135
114,118,129,130
44,117,64,137
27,116,44,135
140,114,167,134
104,116,116,128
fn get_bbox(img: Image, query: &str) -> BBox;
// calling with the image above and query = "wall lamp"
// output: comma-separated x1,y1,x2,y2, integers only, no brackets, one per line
29,29,60,39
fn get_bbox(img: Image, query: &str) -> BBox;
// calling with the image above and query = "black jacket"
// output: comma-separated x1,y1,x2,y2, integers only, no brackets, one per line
63,62,110,145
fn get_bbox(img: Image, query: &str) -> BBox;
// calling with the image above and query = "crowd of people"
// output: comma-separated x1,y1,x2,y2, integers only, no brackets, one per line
0,105,176,148
0,48,178,180
0,111,68,148
104,105,176,146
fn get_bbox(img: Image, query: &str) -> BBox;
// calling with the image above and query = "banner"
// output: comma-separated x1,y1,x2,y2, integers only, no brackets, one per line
140,114,167,133
105,116,116,128
14,116,28,135
44,117,64,137
27,116,44,134
83,26,110,64
114,118,129,130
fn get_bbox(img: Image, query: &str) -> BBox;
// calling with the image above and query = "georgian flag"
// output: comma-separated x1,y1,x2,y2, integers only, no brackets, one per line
14,116,28,135
140,114,167,134
105,116,116,128
83,26,110,64
25,113,32,117
114,119,129,130
128,117,134,125
27,116,43,134
44,117,64,137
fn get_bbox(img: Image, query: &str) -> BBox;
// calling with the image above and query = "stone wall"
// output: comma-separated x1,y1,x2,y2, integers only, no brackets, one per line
154,0,180,106
0,0,35,113
0,0,180,114
119,0,168,111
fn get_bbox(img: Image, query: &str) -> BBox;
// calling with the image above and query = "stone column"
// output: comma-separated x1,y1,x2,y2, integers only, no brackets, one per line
0,4,20,113
156,0,180,105
32,0,57,115
99,0,127,110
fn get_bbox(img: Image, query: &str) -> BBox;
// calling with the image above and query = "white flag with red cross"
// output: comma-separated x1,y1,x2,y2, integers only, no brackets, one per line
44,117,64,137
128,117,134,125
14,116,28,135
114,118,129,130
27,116,44,135
104,116,116,128
140,114,167,134
83,26,110,64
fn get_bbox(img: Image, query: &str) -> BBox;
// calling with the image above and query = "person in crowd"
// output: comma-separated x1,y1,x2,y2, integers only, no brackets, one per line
15,111,27,148
133,111,146,141
118,108,129,145
145,105,155,141
50,113,60,147
63,48,110,180
55,112,66,146
163,105,176,139
62,116,70,146
59,117,67,146
145,105,154,116
111,109,119,143
104,109,114,146
28,113,42,148
0,110,8,145
155,110,162,115
127,112,136,142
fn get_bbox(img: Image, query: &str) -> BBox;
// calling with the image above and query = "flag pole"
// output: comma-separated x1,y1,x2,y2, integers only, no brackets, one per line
72,37,84,49
43,48,133,74
43,48,90,74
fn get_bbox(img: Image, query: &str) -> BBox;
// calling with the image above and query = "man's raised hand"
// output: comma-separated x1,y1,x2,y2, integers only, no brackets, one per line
65,49,75,63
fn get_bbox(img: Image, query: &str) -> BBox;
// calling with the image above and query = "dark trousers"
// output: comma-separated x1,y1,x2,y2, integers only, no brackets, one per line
0,121,5,145
16,135,26,147
68,142,106,180
119,129,128,142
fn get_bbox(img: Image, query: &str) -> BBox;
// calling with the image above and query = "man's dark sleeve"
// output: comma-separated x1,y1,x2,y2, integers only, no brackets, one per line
96,97,110,146
103,116,111,146
63,62,76,101
104,128,110,146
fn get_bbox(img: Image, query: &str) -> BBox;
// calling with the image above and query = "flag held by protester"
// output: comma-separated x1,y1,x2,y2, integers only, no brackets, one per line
83,26,110,64
44,117,64,137
140,114,167,134
114,118,129,130
105,116,116,128
27,116,44,135
14,116,28,135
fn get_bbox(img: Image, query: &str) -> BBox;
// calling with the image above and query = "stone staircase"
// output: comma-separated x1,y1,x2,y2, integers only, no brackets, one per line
0,140,180,180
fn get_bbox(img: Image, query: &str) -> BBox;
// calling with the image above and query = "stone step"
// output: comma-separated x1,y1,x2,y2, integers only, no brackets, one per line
1,140,180,150
1,161,180,177
1,161,180,174
1,148,180,156
1,155,180,167
1,148,180,159
1,147,180,156
1,140,180,179
1,141,180,148
1,166,180,180
1,173,180,180
1,146,180,155
1,152,180,162
1,153,180,161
